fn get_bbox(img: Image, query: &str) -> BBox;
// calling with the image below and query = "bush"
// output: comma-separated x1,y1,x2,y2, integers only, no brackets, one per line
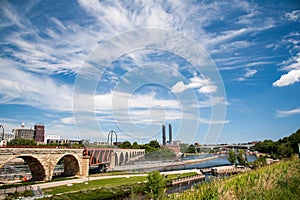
145,171,166,199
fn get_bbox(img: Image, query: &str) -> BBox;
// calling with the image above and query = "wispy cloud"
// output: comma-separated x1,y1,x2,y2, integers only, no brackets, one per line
0,59,73,111
237,68,258,81
171,73,217,94
276,108,300,118
285,10,300,22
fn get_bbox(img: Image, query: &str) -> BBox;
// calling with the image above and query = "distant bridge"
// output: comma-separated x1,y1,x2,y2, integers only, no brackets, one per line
84,148,145,167
0,147,145,181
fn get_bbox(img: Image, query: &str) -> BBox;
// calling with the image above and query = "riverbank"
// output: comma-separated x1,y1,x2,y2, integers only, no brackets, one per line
167,156,300,199
109,155,219,172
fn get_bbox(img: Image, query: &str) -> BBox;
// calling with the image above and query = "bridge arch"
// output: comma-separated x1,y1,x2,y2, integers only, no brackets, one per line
125,152,129,164
52,154,81,179
115,153,118,166
119,152,124,166
0,155,46,181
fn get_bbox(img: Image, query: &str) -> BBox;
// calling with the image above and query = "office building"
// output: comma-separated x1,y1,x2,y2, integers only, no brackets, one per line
34,124,45,143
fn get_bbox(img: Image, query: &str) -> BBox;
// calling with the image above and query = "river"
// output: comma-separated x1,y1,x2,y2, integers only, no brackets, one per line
121,154,257,172
178,154,257,169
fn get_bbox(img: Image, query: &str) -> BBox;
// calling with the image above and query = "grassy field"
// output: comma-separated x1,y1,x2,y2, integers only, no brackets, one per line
43,176,147,195
168,156,300,200
4,171,198,199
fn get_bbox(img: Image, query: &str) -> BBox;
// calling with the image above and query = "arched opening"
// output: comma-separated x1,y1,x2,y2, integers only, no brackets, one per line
0,156,45,182
21,156,45,181
115,153,119,166
125,152,129,164
119,153,124,166
52,154,80,179
99,151,103,162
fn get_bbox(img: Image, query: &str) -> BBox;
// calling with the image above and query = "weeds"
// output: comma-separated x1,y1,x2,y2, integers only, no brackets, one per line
168,155,300,200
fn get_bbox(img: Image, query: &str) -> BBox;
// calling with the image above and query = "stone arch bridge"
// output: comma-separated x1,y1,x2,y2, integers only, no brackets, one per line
85,148,145,168
0,147,145,181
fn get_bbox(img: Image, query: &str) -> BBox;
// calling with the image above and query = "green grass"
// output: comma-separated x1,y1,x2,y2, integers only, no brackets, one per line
43,176,147,195
167,155,300,200
89,170,143,177
44,172,198,195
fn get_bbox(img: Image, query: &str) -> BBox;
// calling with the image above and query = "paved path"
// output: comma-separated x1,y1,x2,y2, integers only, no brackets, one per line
31,174,147,190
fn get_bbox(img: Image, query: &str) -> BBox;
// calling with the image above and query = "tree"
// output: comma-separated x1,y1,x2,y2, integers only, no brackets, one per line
131,141,141,149
8,138,37,146
118,141,131,149
253,140,276,154
149,140,160,148
142,144,158,154
277,143,293,158
145,171,166,199
252,129,300,158
186,144,197,153
237,149,247,165
228,149,237,165
252,156,266,169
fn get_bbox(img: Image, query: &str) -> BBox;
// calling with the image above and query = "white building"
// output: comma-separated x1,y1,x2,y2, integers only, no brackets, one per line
44,135,61,144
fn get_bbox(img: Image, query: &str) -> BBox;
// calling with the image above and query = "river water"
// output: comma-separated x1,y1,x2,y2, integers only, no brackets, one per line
127,154,257,172
178,154,256,169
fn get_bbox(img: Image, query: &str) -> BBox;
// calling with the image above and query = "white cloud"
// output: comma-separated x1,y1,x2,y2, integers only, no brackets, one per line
245,69,257,77
285,10,300,22
60,117,75,125
171,81,190,93
272,33,300,87
237,68,258,81
198,85,218,93
276,108,300,118
0,59,73,112
272,69,300,87
171,74,217,94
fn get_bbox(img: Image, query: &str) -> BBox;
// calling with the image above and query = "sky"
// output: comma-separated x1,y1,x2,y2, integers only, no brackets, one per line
0,0,299,144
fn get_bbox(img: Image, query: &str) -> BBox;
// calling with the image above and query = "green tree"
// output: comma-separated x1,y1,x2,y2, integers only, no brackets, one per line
237,149,247,165
277,143,293,158
253,129,300,158
142,144,157,154
186,144,197,153
118,141,131,149
8,138,37,146
149,140,160,148
131,141,141,149
253,140,276,154
228,149,237,165
252,156,266,169
145,171,166,199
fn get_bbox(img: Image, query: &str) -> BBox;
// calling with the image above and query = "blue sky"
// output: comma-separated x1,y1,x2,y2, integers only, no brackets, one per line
0,0,299,144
